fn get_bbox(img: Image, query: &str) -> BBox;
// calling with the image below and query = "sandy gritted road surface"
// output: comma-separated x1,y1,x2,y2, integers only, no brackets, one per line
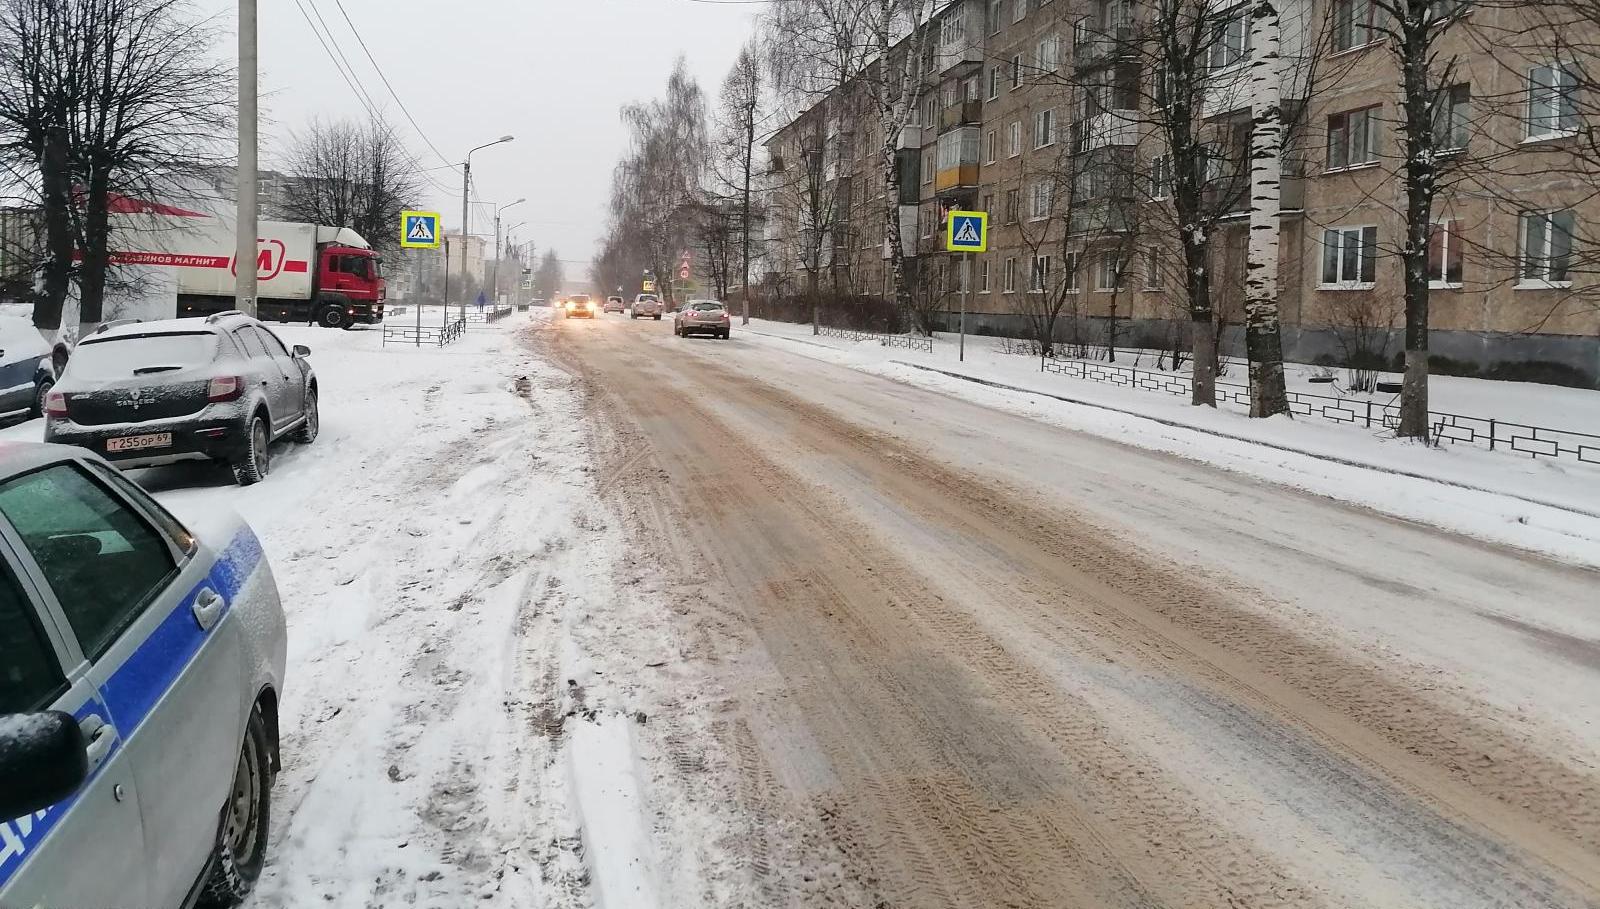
550,313,1600,909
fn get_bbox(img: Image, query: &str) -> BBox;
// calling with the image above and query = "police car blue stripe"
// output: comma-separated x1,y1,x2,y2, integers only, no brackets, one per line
0,527,265,889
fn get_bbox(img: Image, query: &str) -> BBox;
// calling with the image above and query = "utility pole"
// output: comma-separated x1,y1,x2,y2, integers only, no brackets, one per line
234,0,258,317
460,136,514,323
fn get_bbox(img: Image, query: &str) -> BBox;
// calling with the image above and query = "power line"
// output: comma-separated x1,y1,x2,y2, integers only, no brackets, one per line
331,0,462,175
287,0,381,122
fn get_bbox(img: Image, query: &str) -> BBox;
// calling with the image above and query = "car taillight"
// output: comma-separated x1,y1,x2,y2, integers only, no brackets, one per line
207,375,243,402
44,390,67,417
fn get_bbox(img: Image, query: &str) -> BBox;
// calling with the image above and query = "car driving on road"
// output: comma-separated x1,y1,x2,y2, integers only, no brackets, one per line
630,294,663,320
603,296,625,314
43,313,319,487
674,300,732,339
563,295,595,319
0,442,287,909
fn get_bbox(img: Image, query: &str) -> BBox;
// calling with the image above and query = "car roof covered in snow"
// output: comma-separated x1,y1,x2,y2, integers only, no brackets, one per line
82,315,238,343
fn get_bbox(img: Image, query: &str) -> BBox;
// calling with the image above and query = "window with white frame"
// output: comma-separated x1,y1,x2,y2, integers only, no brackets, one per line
1063,251,1080,292
1149,154,1172,199
1013,0,1027,23
922,94,938,127
1031,180,1053,219
1427,220,1464,287
1332,0,1374,52
988,0,1004,34
964,77,981,102
1008,121,1023,157
985,129,997,163
1030,255,1051,292
979,258,991,292
1433,84,1471,151
1519,209,1575,284
1143,247,1164,288
1034,108,1056,148
988,66,1001,100
1327,105,1380,169
1010,54,1024,89
1526,64,1578,140
1005,188,1020,222
923,148,936,185
920,207,935,238
1096,251,1125,290
1320,225,1378,286
1207,6,1250,71
1036,35,1061,73
1003,256,1018,292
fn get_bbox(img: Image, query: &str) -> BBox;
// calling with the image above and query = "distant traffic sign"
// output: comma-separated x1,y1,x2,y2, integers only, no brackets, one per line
946,211,988,253
401,211,442,249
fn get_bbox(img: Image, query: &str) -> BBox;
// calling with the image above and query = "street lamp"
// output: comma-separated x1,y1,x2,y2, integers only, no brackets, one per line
504,221,528,306
490,199,526,304
459,135,514,318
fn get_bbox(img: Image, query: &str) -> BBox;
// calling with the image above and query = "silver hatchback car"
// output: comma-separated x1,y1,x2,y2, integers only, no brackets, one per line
0,443,287,908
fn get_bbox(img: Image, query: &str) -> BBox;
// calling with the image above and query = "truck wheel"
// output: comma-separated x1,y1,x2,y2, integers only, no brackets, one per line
231,416,271,486
197,708,272,907
316,306,347,329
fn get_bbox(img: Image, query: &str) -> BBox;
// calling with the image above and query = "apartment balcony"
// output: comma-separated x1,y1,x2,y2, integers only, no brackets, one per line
1202,170,1250,216
1071,111,1139,153
1073,26,1135,67
939,100,983,133
934,164,980,193
886,205,918,259
896,124,923,150
935,2,983,75
933,126,981,193
1070,200,1133,235
937,39,983,75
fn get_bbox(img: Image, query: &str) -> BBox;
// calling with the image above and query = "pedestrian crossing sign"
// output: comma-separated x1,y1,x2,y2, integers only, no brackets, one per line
400,211,442,249
946,211,988,253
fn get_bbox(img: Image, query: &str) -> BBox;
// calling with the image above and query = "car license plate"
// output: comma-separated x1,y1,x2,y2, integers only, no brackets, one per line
107,433,172,452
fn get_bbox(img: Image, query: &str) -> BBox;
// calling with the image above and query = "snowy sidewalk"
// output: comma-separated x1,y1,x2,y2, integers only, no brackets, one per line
736,318,1600,567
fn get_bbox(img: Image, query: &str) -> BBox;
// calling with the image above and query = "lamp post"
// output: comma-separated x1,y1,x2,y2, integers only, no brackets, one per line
460,135,514,320
490,199,526,306
504,221,527,306
235,0,258,316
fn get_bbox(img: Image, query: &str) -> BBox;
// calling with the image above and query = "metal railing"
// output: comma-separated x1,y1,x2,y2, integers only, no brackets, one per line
1039,355,1600,464
818,324,935,353
463,304,515,325
382,318,467,348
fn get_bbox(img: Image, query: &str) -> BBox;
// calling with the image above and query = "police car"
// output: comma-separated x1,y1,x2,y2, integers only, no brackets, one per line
0,443,287,907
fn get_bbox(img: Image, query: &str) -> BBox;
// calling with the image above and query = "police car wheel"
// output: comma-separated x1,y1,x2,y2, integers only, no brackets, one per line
199,710,272,906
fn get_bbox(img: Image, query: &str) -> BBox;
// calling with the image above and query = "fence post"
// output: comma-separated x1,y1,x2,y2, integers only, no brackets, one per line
1365,401,1372,428
1489,419,1496,451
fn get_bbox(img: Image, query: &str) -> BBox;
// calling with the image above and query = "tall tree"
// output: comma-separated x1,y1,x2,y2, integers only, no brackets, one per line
278,115,423,256
0,0,233,337
1242,0,1290,416
535,249,564,301
715,41,765,325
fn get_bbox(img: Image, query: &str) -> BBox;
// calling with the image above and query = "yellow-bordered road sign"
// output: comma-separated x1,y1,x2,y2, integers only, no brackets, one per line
401,211,442,249
946,211,988,253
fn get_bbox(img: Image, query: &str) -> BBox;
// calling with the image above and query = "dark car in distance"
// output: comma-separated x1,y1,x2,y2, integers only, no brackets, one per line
44,312,319,486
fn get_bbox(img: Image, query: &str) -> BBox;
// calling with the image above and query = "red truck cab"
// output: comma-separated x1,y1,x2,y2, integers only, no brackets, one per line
315,246,385,327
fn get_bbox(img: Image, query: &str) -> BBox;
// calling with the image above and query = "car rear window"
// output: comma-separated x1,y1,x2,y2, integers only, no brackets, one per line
69,332,219,381
690,302,723,312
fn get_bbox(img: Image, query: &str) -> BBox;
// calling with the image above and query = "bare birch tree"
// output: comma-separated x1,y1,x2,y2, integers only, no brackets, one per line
279,116,423,256
714,41,766,325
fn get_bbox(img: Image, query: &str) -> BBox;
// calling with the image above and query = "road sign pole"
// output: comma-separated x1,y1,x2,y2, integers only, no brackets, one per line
960,253,969,363
441,239,451,335
414,252,422,347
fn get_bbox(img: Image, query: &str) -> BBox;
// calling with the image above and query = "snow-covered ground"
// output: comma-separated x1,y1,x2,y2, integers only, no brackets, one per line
737,318,1600,568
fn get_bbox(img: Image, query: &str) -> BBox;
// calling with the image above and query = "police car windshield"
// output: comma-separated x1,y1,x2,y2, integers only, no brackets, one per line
69,332,219,381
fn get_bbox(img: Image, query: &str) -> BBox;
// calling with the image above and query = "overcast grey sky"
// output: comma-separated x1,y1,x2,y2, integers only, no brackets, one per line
200,0,763,270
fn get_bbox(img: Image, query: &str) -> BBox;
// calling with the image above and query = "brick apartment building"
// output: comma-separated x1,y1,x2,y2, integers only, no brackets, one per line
762,0,1600,379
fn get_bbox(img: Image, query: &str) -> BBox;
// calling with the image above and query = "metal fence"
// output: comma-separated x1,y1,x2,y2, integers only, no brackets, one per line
382,318,466,348
1039,356,1600,464
818,324,935,353
463,304,515,325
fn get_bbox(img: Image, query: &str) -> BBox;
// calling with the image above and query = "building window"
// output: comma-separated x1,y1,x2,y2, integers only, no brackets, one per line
1149,154,1172,199
1427,220,1464,287
1013,0,1027,23
1526,64,1578,140
1519,209,1575,285
1332,0,1374,52
1010,54,1025,90
922,148,936,185
1030,255,1051,292
1030,180,1053,219
988,66,1001,100
1208,5,1250,71
964,76,982,101
1095,252,1125,291
1008,121,1023,157
985,129,997,163
921,94,938,127
1003,256,1017,292
1143,247,1164,288
979,258,991,292
1036,35,1061,73
1005,188,1021,223
1327,105,1379,169
1034,108,1056,148
1434,84,1471,151
988,0,1004,34
981,192,995,216
1320,225,1378,287
1063,252,1080,292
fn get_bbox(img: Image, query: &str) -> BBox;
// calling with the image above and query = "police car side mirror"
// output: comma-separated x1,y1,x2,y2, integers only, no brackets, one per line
0,712,87,819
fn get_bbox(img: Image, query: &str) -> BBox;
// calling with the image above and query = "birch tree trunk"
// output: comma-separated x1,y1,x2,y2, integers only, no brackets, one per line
1396,7,1434,441
1243,0,1290,417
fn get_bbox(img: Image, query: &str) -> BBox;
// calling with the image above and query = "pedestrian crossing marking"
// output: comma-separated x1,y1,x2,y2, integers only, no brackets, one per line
946,211,989,253
400,211,443,249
